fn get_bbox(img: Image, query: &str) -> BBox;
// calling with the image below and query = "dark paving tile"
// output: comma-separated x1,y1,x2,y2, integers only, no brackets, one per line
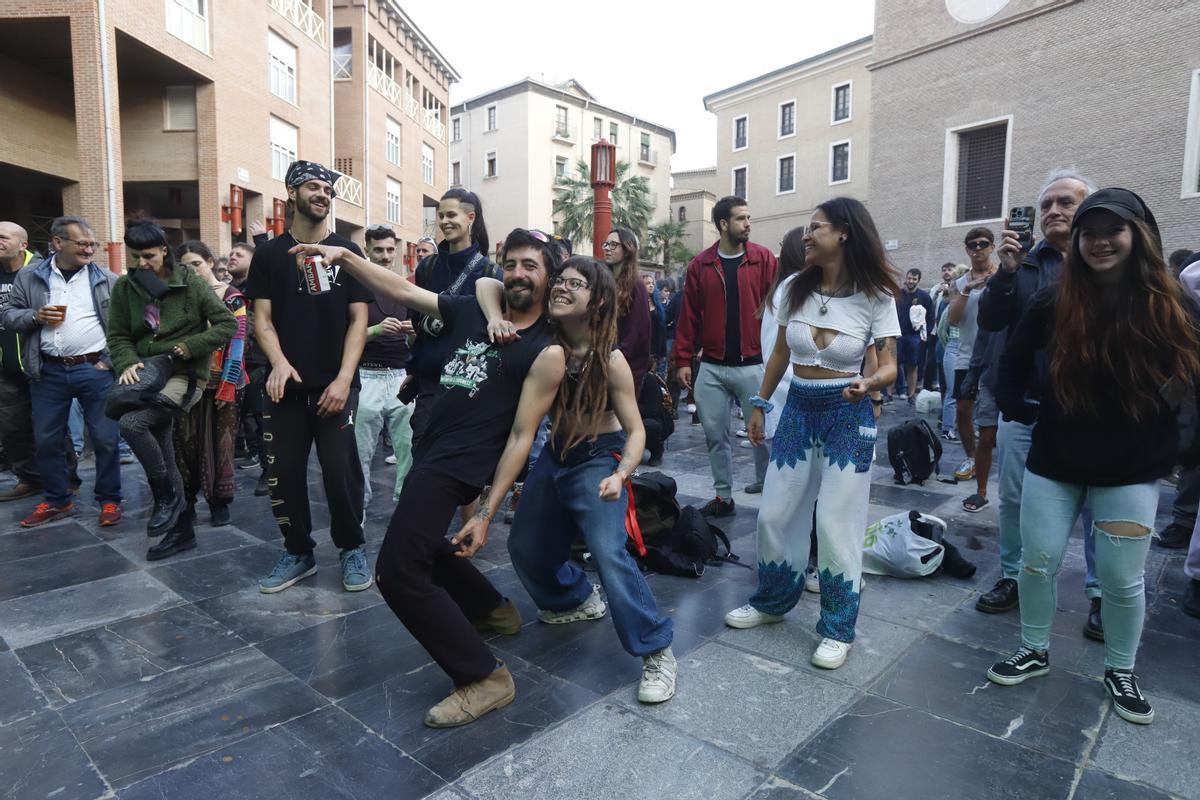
120,706,444,800
745,777,821,799
1132,627,1200,707
490,610,646,695
873,635,1105,762
0,522,99,563
59,647,327,789
857,572,973,631
146,543,281,602
340,655,598,781
869,482,948,509
0,543,138,602
1090,692,1200,798
1073,769,1176,800
17,604,246,708
95,522,263,566
776,695,1076,800
0,710,109,800
258,604,432,700
0,650,46,726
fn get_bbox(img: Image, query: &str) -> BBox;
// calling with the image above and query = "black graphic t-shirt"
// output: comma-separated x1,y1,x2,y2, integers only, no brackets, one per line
242,232,372,390
0,267,22,374
413,294,553,487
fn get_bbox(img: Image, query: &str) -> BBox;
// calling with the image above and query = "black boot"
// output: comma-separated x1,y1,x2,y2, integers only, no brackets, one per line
1084,597,1105,642
210,502,231,527
147,513,196,561
147,477,184,537
254,471,270,497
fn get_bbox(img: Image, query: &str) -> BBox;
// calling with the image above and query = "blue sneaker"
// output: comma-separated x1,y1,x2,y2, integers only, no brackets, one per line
340,547,372,592
259,552,317,594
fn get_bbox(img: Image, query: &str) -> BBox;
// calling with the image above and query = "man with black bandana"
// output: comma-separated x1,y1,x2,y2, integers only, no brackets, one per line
244,160,374,595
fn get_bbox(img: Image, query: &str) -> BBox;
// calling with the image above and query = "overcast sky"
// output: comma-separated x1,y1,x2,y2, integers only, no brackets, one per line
409,1,876,171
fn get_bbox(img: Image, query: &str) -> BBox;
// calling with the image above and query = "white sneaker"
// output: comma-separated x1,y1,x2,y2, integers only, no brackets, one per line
384,454,398,465
739,440,753,449
736,428,748,438
638,647,677,703
538,584,607,624
724,604,784,629
811,637,851,669
686,403,697,414
954,457,976,481
804,567,820,594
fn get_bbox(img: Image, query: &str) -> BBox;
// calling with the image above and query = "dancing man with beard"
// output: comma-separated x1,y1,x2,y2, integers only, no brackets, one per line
288,228,560,728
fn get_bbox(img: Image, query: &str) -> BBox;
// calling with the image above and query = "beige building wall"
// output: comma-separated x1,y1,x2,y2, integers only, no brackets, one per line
669,188,718,258
868,0,1200,273
705,37,872,254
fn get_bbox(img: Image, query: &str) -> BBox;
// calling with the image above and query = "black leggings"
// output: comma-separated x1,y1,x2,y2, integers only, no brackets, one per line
119,405,178,484
375,468,505,686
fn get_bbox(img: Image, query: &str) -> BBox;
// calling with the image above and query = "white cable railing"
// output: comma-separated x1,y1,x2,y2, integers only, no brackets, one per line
334,174,362,207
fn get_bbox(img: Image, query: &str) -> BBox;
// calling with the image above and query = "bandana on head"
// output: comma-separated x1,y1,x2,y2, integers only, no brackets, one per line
285,160,338,197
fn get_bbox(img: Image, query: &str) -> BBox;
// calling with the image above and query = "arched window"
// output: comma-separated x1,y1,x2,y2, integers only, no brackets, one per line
678,206,687,223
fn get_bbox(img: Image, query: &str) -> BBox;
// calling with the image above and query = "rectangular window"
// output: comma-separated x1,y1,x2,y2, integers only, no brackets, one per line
593,117,603,140
732,166,747,199
555,156,568,180
952,122,1008,222
733,115,748,151
610,122,618,144
451,161,461,186
832,82,851,123
486,105,497,131
421,143,435,185
640,132,651,162
268,30,297,104
555,105,569,138
777,155,795,194
269,115,298,181
485,151,497,178
332,28,352,80
163,85,196,131
451,116,461,142
779,101,795,138
830,141,850,184
385,117,401,166
386,178,401,224
165,0,208,52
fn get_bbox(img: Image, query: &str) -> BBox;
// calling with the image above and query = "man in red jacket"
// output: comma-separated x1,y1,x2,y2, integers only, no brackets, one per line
673,196,777,517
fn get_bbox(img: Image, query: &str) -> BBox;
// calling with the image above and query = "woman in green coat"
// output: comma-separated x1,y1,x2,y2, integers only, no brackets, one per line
108,220,236,561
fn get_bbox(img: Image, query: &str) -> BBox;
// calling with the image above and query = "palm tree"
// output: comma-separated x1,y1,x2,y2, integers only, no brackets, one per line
552,160,654,248
645,219,694,275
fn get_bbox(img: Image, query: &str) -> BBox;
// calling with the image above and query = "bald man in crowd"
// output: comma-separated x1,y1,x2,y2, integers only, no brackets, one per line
0,222,40,500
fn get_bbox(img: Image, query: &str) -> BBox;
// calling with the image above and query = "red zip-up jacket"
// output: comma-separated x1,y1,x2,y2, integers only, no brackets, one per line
672,241,777,368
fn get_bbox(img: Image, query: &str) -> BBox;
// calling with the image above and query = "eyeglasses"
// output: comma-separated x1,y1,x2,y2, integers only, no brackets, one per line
58,238,99,250
552,276,590,292
806,221,832,235
965,240,993,251
601,241,622,250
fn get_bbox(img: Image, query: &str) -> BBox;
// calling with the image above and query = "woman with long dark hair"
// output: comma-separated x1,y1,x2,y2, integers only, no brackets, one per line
724,198,900,671
986,189,1199,725
601,227,651,392
173,240,248,527
459,256,676,704
107,221,236,560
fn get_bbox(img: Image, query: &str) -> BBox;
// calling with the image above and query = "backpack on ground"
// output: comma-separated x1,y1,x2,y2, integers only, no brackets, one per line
887,419,942,485
624,471,682,556
627,505,743,578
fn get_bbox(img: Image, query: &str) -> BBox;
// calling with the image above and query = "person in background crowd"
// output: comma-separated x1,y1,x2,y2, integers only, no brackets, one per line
227,240,269,497
601,229,651,393
212,257,232,285
1168,248,1194,278
673,196,777,516
947,228,998,501
2,216,123,528
645,273,668,379
725,197,900,671
173,240,247,529
986,188,1197,727
1160,249,1200,552
662,280,681,415
415,236,437,262
357,225,415,505
935,264,968,440
0,221,41,502
974,168,1103,640
888,268,932,403
924,262,955,394
108,222,236,560
246,160,372,594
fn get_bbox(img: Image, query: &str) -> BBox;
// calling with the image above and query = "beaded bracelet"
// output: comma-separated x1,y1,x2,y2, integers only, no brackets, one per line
748,394,775,414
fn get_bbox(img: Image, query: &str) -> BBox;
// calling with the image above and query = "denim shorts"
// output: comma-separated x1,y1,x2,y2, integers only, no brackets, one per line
975,383,998,428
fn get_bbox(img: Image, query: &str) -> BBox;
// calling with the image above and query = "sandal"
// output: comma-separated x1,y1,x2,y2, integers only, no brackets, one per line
963,494,989,513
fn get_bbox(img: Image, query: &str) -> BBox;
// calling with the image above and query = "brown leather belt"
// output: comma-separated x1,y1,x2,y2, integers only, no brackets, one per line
43,351,103,366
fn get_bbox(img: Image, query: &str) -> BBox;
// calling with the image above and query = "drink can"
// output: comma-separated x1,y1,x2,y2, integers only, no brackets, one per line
300,254,332,294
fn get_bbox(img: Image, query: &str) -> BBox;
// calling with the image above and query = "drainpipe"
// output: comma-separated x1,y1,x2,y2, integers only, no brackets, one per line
361,4,369,226
96,0,121,272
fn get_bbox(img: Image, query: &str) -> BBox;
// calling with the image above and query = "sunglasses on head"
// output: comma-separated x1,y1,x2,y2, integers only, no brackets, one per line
516,228,550,244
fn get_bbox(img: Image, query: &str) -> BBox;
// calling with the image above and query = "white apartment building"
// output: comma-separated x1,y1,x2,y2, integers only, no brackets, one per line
702,37,873,253
449,78,675,255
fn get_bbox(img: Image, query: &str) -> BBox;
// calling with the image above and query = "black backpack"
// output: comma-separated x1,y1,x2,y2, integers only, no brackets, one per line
627,505,744,578
628,471,682,545
887,419,942,485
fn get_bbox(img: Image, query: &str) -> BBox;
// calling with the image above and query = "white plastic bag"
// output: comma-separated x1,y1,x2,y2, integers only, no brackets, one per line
862,512,947,578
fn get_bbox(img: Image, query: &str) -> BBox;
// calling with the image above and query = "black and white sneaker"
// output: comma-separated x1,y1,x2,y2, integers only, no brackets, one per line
1105,669,1154,724
987,647,1049,686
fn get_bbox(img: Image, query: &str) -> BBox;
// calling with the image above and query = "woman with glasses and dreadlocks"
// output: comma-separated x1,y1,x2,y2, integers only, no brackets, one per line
459,255,677,706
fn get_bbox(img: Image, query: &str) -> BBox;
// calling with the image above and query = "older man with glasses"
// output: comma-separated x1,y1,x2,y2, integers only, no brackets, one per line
1,216,122,528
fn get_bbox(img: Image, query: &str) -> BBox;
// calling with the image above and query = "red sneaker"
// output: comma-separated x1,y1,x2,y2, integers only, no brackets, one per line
99,502,122,527
21,502,75,528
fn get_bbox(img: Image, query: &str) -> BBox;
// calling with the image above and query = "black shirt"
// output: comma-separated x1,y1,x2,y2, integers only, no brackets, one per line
242,232,371,389
409,242,498,381
412,294,553,487
0,267,21,374
360,295,411,369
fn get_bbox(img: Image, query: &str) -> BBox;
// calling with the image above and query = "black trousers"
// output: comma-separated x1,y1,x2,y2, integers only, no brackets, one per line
263,387,364,555
1172,465,1200,528
644,418,666,461
375,468,504,686
0,370,39,485
239,365,267,461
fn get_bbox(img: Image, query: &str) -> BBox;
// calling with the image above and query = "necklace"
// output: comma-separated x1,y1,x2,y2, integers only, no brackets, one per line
815,281,851,315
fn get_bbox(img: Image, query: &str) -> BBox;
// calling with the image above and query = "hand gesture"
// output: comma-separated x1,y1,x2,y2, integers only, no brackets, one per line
598,473,625,501
996,218,1024,274
118,362,144,385
266,360,301,403
378,317,406,335
287,242,347,268
248,220,267,237
487,318,521,344
843,379,871,405
35,305,65,326
747,407,766,447
450,513,490,558
677,365,693,390
317,376,350,417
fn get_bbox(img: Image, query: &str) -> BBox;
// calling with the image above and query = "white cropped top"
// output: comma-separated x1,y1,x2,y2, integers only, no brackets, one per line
774,275,902,374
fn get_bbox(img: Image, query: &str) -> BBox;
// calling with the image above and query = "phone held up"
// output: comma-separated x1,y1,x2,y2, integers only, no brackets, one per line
1009,206,1036,252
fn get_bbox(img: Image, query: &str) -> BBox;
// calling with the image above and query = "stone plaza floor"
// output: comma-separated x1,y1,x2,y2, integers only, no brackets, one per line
0,401,1197,800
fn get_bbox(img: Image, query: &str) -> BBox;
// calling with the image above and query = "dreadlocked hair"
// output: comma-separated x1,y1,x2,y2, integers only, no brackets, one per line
550,256,619,452
1051,216,1200,421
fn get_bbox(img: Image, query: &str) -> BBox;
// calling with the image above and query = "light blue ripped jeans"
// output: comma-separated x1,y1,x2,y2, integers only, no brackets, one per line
1017,470,1156,670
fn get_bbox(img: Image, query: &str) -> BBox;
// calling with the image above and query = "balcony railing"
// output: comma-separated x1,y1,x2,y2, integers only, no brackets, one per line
332,52,352,81
368,65,402,105
638,149,659,167
267,0,324,46
334,173,362,207
367,70,446,141
552,124,576,143
421,107,446,141
166,0,208,52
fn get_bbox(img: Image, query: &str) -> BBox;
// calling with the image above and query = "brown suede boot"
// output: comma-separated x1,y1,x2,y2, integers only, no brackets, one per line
424,664,516,728
472,599,523,636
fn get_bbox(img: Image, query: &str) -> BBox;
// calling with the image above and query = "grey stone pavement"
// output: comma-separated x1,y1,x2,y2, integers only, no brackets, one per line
0,401,1197,800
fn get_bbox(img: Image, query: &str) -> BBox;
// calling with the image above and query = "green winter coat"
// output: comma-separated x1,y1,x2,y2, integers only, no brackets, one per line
107,263,237,377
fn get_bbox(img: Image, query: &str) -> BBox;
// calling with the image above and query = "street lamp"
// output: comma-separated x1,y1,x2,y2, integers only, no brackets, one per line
590,138,616,259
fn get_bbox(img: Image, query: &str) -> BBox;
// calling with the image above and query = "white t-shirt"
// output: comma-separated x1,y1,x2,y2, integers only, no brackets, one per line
774,274,902,374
